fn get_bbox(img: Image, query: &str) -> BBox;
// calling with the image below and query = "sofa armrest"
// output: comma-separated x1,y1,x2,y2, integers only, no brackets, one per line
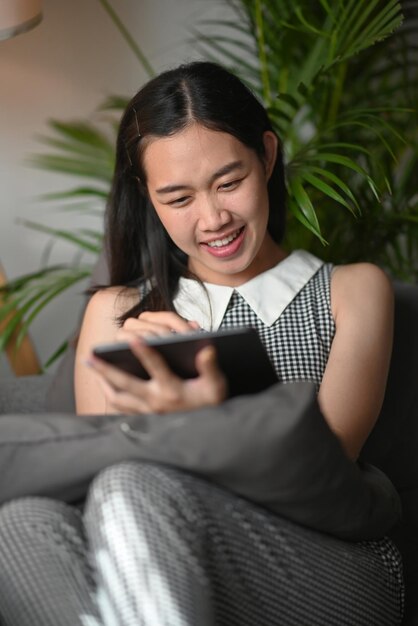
0,376,50,414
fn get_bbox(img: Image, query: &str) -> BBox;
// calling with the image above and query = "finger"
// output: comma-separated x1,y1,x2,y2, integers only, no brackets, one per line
102,387,150,415
195,345,220,377
87,354,148,396
128,339,179,383
122,318,170,338
85,367,144,414
115,328,152,343
87,355,177,415
187,320,201,331
87,356,155,414
138,311,196,334
195,346,228,400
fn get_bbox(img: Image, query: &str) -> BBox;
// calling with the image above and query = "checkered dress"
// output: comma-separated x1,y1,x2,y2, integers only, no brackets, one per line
220,263,334,389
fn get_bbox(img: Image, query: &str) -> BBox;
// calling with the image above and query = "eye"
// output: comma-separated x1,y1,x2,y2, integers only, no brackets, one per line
168,196,191,207
219,179,241,191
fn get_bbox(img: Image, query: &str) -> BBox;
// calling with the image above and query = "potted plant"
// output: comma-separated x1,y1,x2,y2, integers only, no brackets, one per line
1,0,417,367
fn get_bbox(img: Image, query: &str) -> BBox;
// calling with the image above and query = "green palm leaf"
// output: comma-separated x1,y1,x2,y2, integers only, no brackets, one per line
3,0,418,369
20,220,103,254
38,187,109,203
288,177,326,243
29,117,116,184
0,266,92,355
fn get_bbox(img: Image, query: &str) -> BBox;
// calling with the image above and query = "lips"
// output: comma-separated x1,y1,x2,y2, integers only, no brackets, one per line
201,226,245,258
203,227,244,249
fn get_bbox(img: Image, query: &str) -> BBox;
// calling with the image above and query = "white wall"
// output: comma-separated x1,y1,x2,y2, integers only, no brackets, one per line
0,0,236,372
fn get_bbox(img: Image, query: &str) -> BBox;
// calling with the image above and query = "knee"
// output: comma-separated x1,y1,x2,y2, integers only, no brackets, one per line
86,461,177,507
85,463,209,566
0,498,56,532
85,461,204,522
0,497,83,549
88,461,182,498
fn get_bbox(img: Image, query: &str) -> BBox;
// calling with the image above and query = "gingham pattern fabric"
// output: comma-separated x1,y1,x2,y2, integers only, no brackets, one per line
0,498,100,626
220,262,335,389
85,463,403,626
0,465,404,626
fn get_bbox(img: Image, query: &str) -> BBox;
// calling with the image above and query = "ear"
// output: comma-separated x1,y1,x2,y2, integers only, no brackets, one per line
262,131,279,180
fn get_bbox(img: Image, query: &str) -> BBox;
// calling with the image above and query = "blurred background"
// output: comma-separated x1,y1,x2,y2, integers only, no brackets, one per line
1,0,416,376
0,0,236,373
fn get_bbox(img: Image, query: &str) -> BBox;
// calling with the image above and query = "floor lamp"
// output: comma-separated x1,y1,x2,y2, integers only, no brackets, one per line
0,0,43,42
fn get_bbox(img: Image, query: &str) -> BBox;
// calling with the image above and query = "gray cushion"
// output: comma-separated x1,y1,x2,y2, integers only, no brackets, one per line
0,381,400,541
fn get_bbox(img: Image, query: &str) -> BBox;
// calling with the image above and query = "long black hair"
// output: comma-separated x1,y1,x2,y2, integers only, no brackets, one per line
106,61,286,319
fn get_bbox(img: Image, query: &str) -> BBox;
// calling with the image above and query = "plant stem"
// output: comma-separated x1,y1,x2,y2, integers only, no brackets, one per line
254,0,271,106
97,0,155,77
328,61,347,126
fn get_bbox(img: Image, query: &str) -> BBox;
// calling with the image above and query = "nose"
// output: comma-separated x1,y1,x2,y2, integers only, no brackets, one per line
197,195,231,232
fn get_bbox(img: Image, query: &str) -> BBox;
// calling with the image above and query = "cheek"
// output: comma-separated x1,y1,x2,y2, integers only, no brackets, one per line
234,180,269,221
154,208,192,245
253,177,270,213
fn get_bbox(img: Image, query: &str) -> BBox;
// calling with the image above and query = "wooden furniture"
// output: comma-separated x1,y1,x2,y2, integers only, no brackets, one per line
0,263,41,376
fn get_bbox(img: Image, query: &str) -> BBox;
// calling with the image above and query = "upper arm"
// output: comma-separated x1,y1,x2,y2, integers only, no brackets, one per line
318,263,394,460
74,287,134,415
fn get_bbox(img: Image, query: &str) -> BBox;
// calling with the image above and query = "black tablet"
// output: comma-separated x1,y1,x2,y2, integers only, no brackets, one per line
92,327,278,397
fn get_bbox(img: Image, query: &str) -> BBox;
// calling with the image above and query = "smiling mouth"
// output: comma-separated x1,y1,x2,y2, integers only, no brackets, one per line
205,227,244,248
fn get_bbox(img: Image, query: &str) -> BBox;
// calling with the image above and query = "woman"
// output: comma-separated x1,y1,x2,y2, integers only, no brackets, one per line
0,62,403,625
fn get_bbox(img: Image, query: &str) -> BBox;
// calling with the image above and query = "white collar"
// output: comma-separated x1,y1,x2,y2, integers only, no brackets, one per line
173,250,323,330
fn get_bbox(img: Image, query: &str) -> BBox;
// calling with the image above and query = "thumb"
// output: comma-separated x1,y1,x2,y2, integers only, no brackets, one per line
195,346,228,399
196,346,226,384
195,345,219,376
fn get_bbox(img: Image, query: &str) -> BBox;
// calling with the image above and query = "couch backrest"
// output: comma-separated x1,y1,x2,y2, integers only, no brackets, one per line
360,282,418,623
361,281,418,487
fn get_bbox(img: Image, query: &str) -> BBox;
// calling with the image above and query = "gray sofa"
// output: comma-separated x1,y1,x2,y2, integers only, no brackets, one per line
0,280,418,625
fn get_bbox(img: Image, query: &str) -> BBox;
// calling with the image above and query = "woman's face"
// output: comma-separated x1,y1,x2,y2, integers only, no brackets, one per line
143,123,283,286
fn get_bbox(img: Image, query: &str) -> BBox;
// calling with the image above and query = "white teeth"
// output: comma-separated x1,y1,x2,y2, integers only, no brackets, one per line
207,229,240,248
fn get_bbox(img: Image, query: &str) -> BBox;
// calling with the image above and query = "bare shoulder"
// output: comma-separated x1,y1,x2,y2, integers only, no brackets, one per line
331,262,393,319
77,285,140,352
84,286,140,323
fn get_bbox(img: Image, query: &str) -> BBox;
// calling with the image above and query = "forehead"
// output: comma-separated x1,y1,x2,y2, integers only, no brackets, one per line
142,124,254,184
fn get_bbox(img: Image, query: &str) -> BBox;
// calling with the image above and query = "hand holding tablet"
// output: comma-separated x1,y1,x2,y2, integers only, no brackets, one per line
93,327,277,398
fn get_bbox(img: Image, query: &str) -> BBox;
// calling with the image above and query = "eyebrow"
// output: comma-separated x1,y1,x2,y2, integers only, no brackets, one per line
155,160,245,195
